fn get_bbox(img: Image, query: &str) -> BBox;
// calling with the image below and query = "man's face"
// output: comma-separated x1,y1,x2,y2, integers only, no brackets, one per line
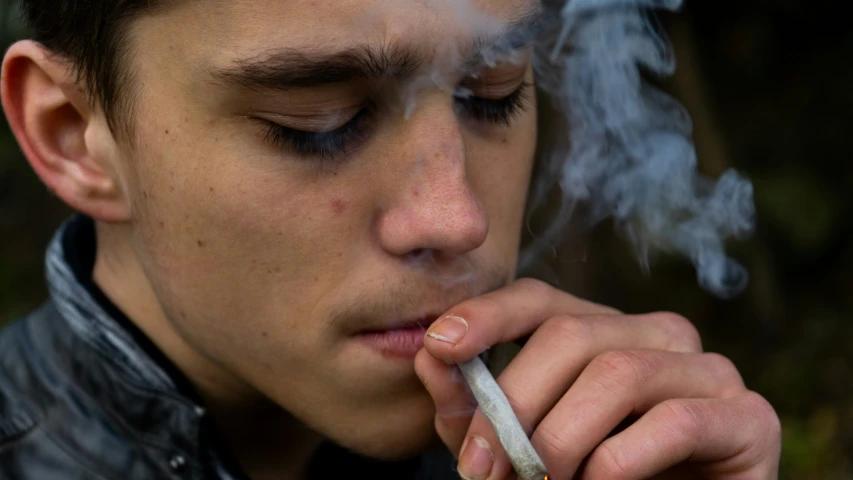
118,0,537,457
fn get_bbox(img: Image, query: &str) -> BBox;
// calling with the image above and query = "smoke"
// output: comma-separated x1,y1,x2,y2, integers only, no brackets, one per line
368,0,755,298
517,0,755,298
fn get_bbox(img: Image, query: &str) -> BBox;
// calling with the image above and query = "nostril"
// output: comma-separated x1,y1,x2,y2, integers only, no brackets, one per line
406,248,432,263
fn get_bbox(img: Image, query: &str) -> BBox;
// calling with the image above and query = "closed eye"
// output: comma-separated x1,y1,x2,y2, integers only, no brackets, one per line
454,82,530,126
259,82,530,163
261,107,374,161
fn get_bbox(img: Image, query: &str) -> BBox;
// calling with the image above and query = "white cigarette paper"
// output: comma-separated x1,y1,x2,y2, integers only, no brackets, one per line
458,356,549,480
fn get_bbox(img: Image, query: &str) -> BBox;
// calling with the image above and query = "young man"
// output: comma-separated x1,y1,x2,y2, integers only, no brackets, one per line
0,0,781,479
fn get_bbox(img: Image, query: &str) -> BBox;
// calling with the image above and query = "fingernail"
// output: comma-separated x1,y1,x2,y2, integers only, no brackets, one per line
426,315,468,345
458,436,493,480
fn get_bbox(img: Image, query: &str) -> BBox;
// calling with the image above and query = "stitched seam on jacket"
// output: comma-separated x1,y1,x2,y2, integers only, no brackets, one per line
0,409,37,447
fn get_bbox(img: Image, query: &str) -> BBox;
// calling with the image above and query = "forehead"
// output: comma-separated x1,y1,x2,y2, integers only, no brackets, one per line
141,0,538,64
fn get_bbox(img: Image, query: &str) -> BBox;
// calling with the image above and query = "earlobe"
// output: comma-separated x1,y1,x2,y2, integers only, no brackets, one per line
1,40,130,222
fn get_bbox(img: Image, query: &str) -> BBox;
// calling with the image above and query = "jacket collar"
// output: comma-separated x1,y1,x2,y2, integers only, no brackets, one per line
45,215,246,480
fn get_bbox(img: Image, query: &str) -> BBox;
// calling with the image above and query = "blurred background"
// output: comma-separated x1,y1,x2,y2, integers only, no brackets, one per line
0,0,850,478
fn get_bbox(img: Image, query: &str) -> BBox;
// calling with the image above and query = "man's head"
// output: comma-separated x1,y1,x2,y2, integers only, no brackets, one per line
3,0,539,459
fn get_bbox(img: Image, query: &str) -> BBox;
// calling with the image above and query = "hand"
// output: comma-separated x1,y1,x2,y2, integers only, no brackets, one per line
414,278,781,480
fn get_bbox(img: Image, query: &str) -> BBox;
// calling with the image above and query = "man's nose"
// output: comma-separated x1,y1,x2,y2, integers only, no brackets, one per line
375,109,489,258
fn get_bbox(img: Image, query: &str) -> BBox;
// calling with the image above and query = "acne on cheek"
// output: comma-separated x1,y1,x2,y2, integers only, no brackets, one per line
330,198,347,214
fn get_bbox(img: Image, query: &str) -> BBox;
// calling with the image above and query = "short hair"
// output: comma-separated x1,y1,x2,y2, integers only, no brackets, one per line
20,0,164,139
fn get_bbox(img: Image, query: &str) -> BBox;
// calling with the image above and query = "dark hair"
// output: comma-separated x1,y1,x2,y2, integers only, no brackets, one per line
20,0,164,139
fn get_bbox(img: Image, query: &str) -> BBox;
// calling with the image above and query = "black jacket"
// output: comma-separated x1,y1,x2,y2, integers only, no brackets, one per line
0,216,457,479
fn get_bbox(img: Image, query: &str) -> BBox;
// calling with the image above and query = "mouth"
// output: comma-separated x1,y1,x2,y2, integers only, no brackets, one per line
355,315,439,359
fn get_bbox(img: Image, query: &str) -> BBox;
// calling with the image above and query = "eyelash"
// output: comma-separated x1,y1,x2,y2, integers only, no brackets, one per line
262,82,530,162
262,108,374,161
454,82,531,127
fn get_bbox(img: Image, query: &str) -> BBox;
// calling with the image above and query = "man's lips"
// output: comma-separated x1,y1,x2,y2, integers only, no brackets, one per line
355,315,440,359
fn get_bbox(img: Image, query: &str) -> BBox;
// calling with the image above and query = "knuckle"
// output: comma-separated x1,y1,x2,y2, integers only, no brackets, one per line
534,424,584,464
652,311,703,352
588,350,655,394
513,277,555,301
655,398,706,442
742,391,782,441
589,439,633,479
724,392,782,467
702,352,746,393
540,314,593,348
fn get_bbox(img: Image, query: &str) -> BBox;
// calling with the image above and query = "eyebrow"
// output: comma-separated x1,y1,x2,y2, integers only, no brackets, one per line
210,6,547,91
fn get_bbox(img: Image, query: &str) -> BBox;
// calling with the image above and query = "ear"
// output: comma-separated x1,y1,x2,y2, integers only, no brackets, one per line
1,40,130,222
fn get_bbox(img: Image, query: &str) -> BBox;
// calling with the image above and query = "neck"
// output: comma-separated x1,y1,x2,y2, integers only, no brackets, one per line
92,221,323,479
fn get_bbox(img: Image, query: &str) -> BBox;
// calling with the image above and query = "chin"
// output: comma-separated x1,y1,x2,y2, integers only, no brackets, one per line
329,393,442,461
350,423,441,461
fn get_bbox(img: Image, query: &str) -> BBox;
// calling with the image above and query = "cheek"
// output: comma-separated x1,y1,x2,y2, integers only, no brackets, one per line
124,134,367,343
468,110,537,249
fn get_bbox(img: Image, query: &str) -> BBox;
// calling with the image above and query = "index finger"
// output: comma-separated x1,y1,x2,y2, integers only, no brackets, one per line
423,278,619,363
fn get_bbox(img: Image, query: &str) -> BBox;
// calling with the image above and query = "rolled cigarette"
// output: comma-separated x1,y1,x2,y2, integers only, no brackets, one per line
458,356,549,480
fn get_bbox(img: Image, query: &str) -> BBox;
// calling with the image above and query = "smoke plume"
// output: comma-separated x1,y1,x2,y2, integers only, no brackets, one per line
519,0,755,298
